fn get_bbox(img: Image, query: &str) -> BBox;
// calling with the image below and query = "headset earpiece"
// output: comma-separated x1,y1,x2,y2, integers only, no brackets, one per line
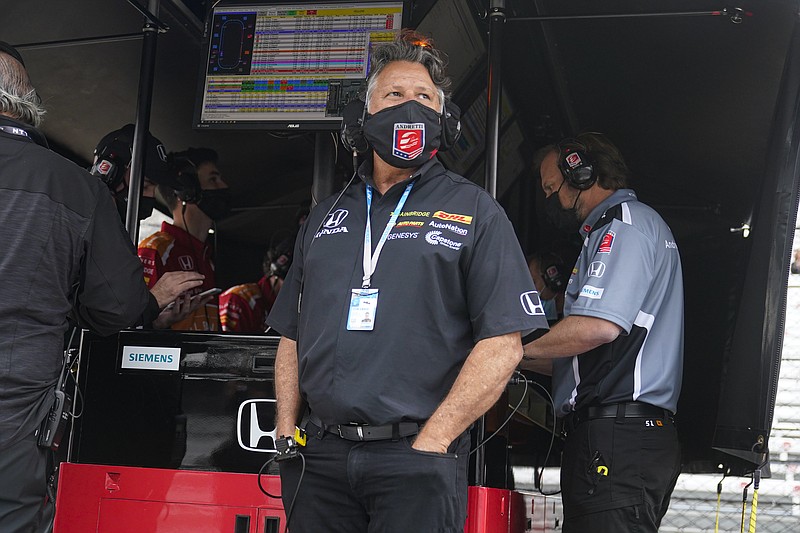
340,97,369,154
542,260,569,294
91,136,132,191
557,138,597,190
439,100,461,152
168,154,203,204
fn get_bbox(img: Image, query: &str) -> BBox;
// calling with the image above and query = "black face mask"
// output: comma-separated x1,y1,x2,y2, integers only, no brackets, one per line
362,100,442,168
115,194,156,222
197,188,232,221
544,182,583,234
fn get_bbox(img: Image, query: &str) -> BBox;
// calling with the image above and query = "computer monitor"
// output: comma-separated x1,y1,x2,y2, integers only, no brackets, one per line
193,0,409,131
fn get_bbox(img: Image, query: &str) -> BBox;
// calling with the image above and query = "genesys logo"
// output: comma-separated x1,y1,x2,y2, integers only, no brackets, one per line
433,211,473,225
237,399,277,453
316,209,350,238
425,230,462,250
519,291,545,316
387,232,419,240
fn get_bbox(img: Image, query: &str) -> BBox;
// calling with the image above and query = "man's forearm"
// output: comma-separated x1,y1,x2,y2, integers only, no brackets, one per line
414,332,522,453
521,315,622,371
274,336,303,437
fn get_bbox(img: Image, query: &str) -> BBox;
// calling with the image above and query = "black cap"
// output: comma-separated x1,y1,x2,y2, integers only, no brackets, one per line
0,41,25,67
94,124,175,188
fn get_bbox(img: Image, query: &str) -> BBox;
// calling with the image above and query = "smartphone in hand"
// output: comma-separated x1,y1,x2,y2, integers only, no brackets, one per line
164,288,222,310
193,287,222,300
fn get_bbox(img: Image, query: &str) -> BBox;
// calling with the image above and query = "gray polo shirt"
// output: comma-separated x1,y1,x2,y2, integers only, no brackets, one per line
268,158,548,426
552,189,684,415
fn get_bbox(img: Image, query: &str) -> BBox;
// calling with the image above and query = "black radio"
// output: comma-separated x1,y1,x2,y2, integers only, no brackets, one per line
37,389,72,450
36,346,76,450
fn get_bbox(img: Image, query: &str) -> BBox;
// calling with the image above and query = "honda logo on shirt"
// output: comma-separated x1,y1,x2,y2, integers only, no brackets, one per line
178,255,194,270
324,209,349,228
237,399,277,453
588,261,606,278
519,291,545,316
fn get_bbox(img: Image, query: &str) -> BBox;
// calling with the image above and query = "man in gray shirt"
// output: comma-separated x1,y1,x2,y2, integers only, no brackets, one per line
0,42,198,532
522,133,683,532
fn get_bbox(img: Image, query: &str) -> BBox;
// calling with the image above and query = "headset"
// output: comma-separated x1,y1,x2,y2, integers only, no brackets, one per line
540,253,569,294
168,154,203,204
340,97,462,155
557,137,597,190
267,244,293,280
91,128,134,191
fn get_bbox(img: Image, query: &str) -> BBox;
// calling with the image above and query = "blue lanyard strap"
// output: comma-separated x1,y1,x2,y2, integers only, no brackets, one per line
363,181,414,288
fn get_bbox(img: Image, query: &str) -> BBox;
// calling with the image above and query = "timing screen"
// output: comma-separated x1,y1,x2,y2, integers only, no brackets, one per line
200,3,403,124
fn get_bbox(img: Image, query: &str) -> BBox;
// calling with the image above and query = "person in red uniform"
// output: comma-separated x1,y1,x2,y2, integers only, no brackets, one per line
138,148,231,330
219,243,292,333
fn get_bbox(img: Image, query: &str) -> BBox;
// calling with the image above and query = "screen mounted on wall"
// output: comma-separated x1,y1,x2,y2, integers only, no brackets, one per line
193,1,407,131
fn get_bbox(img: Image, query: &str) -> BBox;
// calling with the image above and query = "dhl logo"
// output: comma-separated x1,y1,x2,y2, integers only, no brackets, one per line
432,211,473,225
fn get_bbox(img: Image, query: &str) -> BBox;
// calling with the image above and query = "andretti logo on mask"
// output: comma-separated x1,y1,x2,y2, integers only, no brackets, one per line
393,123,425,160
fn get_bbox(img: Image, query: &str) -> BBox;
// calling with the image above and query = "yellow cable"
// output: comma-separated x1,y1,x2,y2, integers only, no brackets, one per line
740,485,750,533
748,489,758,533
740,498,747,533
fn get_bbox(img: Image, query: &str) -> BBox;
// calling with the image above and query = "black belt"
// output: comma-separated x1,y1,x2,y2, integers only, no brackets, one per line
328,422,421,442
304,411,422,442
563,402,673,433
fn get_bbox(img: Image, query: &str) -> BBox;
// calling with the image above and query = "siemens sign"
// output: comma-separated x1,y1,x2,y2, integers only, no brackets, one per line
121,345,181,371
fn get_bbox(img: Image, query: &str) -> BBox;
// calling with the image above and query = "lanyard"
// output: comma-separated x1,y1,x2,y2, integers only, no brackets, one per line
363,181,413,288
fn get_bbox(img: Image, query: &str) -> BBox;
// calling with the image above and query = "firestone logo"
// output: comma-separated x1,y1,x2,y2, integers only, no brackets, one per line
425,230,462,250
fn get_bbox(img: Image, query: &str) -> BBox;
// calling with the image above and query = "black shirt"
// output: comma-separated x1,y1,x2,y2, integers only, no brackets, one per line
268,157,548,426
0,117,157,448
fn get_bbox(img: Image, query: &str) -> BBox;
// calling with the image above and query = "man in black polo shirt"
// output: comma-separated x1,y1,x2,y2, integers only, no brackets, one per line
267,31,547,532
522,133,684,532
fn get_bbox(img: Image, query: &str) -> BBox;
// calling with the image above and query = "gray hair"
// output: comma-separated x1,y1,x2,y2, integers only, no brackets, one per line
0,52,45,127
365,30,451,114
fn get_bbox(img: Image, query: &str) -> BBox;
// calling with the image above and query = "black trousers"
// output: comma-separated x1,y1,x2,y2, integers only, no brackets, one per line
560,414,681,533
0,433,51,533
278,423,470,533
